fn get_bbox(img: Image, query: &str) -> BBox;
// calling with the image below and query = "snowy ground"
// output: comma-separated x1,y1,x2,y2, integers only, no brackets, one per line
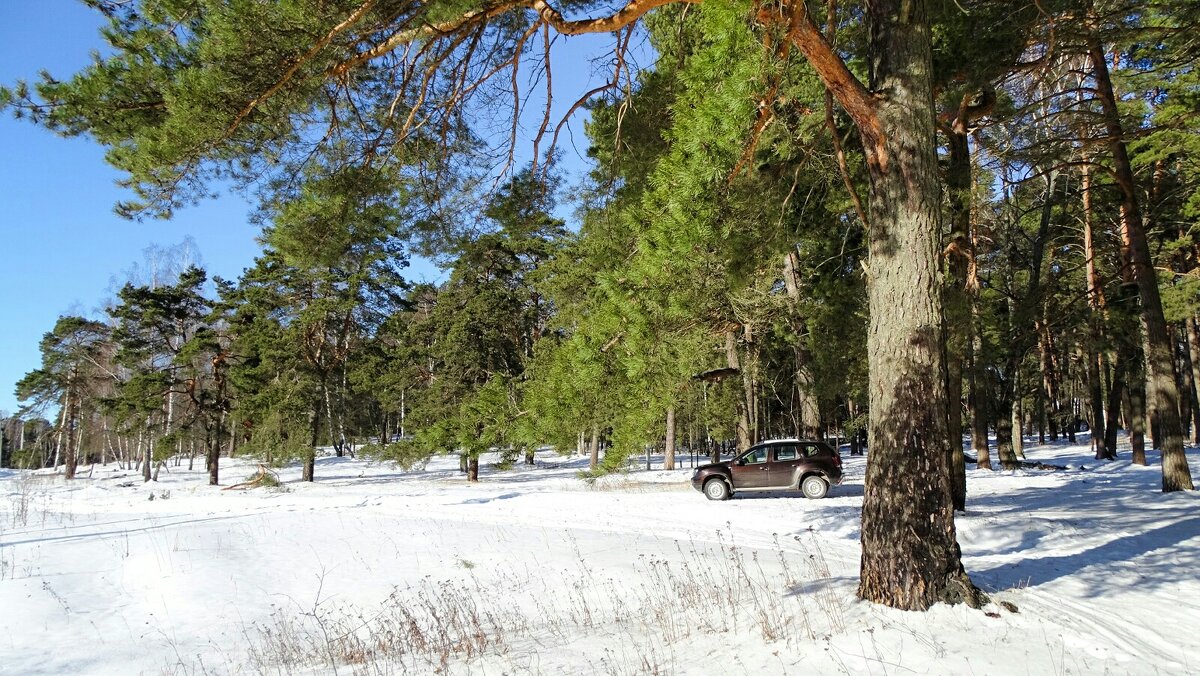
1,438,1198,675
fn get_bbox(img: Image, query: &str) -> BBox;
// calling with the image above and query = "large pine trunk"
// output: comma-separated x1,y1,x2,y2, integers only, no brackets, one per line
1086,16,1193,491
855,0,982,610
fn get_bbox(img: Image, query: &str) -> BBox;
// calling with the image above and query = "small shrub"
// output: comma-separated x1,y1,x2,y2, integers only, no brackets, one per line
359,439,432,471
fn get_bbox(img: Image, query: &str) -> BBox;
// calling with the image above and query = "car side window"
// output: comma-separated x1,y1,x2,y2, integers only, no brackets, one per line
801,444,822,457
742,448,768,464
774,445,798,462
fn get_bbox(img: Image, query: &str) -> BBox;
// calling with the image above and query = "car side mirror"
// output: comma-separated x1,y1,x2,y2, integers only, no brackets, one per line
736,459,746,466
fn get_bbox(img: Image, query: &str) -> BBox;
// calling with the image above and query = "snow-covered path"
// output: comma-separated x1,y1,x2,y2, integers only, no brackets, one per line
1,441,1197,674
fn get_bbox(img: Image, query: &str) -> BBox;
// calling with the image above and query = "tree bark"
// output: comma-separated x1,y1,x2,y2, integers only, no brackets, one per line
855,0,983,610
468,456,479,482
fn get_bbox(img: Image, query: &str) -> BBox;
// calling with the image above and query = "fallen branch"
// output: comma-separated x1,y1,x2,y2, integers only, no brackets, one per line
963,454,1072,471
223,464,280,490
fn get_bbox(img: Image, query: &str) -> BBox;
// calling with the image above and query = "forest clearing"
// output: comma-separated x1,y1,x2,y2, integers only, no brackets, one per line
2,441,1197,675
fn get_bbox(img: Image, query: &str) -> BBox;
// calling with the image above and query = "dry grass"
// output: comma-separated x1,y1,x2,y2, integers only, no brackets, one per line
240,531,851,674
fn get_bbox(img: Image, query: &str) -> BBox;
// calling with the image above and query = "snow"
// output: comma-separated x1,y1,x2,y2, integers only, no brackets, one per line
1,440,1198,675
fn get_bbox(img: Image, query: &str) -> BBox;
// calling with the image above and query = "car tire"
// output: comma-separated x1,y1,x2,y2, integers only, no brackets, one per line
800,475,829,499
703,478,731,501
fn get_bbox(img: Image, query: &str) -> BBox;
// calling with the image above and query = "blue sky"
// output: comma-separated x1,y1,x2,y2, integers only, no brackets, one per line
0,2,641,416
0,1,259,414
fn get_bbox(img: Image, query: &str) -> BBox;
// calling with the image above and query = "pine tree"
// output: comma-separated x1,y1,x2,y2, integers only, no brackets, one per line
16,316,112,479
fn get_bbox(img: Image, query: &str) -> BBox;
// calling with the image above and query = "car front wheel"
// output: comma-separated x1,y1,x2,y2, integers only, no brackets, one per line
800,475,829,499
704,478,731,501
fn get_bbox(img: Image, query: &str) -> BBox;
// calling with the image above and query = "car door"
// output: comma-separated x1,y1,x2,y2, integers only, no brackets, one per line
729,446,770,489
767,444,801,488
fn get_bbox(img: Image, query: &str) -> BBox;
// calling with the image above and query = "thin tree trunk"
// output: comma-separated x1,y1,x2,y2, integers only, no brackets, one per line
1081,157,1111,459
63,378,78,480
1127,379,1147,464
1012,390,1025,461
1086,346,1107,459
303,408,319,482
324,381,342,458
968,246,991,469
1040,322,1063,444
468,456,479,482
53,392,68,473
942,97,985,512
783,251,822,438
1189,318,1200,444
1176,323,1200,444
208,427,220,486
1103,352,1125,459
589,426,600,472
725,329,752,452
664,407,676,471
996,387,1019,470
142,424,152,483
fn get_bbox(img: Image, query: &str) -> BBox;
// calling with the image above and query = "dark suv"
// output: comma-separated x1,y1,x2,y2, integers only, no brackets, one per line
691,439,843,500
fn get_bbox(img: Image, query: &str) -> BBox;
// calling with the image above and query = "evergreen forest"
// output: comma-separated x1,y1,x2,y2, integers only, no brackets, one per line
2,0,1199,612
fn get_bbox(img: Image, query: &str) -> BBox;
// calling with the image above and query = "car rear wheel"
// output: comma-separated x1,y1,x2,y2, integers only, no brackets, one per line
800,475,828,499
703,478,731,501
